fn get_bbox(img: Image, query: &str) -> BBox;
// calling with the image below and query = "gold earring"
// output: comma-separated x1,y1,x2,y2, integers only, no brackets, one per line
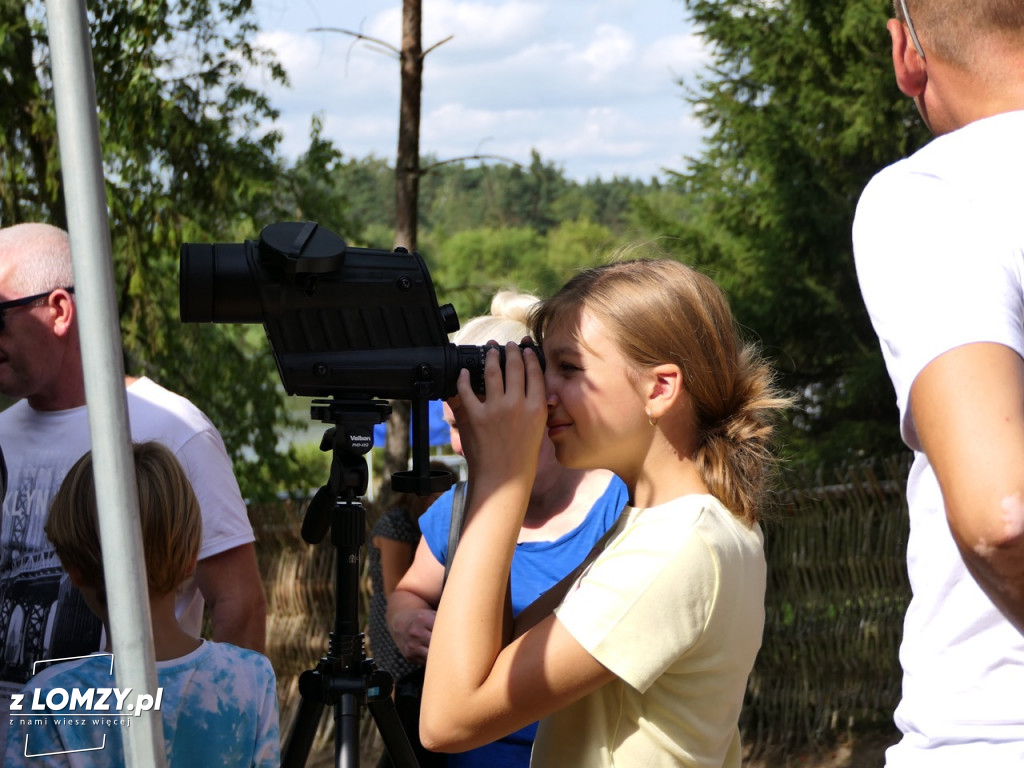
646,408,658,427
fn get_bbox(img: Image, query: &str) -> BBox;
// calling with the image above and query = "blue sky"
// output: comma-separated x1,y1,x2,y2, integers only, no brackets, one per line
251,0,711,182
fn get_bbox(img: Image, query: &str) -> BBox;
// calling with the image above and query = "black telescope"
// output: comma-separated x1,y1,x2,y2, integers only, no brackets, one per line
179,221,540,495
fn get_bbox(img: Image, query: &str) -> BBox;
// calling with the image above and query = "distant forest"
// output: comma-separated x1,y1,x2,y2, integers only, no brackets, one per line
309,150,673,315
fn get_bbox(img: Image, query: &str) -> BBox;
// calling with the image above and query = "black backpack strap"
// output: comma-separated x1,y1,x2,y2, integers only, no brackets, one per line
443,480,468,588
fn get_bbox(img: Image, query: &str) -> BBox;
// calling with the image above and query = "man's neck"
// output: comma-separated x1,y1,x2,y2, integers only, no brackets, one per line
26,376,86,412
27,372,143,412
925,47,1024,135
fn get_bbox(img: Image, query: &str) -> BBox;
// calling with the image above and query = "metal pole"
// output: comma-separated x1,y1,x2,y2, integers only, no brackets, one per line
44,1,166,765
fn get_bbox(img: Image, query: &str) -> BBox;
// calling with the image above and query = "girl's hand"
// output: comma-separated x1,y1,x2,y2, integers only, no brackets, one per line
449,341,547,494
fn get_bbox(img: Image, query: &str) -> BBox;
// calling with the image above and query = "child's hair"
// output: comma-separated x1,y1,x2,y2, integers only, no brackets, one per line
451,290,541,346
530,254,791,524
45,441,203,595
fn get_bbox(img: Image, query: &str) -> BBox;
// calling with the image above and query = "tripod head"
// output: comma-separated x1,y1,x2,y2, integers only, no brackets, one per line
301,398,452,546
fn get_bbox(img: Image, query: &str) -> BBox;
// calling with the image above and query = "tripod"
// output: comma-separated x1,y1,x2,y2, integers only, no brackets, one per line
282,399,423,768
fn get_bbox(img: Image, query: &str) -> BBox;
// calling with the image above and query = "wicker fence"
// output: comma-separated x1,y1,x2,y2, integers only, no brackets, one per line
251,455,913,757
741,455,911,750
249,497,376,759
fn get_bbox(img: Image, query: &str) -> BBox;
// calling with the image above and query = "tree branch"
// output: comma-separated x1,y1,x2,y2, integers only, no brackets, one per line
421,154,524,175
309,26,401,57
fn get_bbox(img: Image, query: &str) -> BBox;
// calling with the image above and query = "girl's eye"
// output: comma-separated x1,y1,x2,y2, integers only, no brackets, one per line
558,362,581,373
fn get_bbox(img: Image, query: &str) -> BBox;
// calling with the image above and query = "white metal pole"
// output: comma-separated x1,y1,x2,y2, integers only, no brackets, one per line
44,1,166,765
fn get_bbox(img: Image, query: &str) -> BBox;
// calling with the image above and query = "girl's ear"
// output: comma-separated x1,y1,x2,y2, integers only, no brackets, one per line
646,364,684,421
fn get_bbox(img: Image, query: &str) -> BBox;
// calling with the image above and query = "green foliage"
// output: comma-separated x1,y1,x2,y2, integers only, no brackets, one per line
662,0,934,466
428,226,547,317
320,153,683,335
544,218,619,280
278,115,359,238
420,150,570,237
339,151,666,247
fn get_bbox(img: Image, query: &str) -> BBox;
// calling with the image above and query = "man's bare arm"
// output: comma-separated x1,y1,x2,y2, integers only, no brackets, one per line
195,543,268,652
911,341,1024,634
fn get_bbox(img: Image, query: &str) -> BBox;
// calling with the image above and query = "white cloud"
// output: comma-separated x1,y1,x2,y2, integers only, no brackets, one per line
575,24,636,80
251,0,710,181
423,0,549,51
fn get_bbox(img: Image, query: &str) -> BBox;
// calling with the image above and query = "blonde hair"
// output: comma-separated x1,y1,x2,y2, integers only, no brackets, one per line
0,223,75,295
46,442,203,596
893,0,1024,68
452,290,541,346
530,255,790,524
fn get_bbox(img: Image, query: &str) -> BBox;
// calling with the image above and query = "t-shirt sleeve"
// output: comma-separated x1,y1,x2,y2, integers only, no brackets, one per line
555,511,719,694
417,488,456,566
853,166,1024,448
174,429,255,560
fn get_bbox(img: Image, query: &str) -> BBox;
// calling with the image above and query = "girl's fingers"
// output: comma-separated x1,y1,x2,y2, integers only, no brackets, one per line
482,342,504,392
454,342,544,423
501,341,525,394
522,343,544,400
454,366,476,405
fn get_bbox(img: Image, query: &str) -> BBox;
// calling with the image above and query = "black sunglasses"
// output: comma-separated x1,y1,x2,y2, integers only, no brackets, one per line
0,287,74,332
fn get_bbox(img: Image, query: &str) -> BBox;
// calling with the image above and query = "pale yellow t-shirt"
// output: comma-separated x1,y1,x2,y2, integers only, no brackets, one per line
532,494,766,767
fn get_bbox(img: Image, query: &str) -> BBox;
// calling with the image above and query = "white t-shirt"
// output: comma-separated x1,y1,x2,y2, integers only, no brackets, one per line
0,377,254,745
532,494,766,768
853,110,1024,766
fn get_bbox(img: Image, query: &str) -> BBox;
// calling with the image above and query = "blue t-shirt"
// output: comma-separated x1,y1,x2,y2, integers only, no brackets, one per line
419,474,628,768
4,641,280,767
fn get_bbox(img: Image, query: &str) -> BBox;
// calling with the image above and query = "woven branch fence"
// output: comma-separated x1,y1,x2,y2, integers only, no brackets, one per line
248,498,381,761
249,454,912,758
741,455,911,751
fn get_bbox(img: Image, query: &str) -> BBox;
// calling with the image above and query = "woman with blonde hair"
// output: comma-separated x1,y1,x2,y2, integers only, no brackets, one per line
421,258,790,767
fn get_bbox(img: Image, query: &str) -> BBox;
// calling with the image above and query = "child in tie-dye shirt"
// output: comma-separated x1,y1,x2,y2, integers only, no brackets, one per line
3,442,279,767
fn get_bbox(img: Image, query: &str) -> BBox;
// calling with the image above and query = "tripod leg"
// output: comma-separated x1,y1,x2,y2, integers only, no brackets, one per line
366,672,420,768
282,693,325,768
336,691,361,768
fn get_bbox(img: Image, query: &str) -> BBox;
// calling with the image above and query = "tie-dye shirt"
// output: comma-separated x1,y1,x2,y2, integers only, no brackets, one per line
3,641,279,767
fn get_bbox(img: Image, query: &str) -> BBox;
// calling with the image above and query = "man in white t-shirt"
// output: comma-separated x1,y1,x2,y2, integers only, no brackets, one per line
0,222,267,744
852,2,1024,764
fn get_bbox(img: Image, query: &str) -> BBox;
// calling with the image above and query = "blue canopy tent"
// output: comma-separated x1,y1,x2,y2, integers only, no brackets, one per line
373,399,451,448
368,400,458,500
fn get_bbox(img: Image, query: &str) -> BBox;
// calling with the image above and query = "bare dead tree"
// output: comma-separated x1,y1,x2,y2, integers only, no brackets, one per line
314,7,517,510
313,2,451,509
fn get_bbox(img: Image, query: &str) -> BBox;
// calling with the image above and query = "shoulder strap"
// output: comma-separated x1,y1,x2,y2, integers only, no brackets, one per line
443,480,468,588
